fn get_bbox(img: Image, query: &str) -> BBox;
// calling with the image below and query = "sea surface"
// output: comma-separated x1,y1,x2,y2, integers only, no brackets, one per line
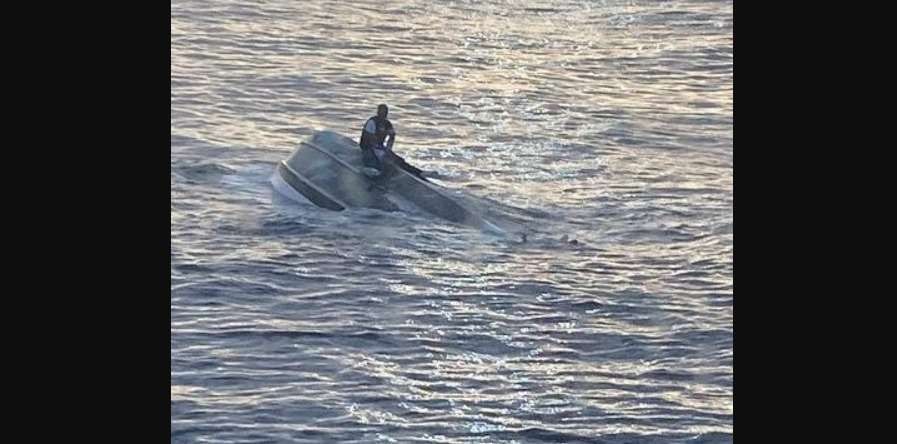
171,0,733,442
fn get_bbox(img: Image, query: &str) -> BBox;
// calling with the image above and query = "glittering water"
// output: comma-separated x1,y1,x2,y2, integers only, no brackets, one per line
171,0,732,442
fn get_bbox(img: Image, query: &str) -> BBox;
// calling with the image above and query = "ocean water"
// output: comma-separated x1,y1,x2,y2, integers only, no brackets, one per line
171,0,733,442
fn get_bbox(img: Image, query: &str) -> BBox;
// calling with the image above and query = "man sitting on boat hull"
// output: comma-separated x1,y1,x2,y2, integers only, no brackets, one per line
359,104,425,182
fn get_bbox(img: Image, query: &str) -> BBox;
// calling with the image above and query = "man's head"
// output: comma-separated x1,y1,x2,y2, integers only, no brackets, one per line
377,104,389,119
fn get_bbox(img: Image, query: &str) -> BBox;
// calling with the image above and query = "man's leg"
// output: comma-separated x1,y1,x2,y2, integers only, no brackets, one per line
385,152,424,179
361,148,389,191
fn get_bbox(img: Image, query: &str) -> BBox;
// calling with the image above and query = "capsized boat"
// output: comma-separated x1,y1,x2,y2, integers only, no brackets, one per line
276,131,510,231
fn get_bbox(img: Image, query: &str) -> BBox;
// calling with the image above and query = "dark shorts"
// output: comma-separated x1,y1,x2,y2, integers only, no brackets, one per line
361,146,383,170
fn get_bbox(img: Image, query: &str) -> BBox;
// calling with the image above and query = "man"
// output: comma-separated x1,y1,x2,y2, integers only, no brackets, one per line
359,104,425,182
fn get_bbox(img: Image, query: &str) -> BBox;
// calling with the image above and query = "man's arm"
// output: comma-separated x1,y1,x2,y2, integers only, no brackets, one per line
385,124,396,151
360,119,376,147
